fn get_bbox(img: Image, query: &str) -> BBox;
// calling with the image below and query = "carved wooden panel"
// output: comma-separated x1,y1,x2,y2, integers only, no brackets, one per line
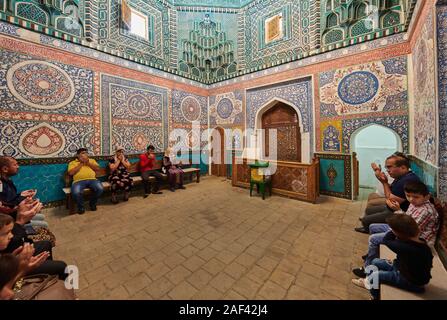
232,157,318,203
262,102,301,162
272,165,308,194
236,162,250,184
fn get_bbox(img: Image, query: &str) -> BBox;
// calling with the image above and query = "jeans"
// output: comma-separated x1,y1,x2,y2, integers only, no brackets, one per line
71,179,104,211
368,258,425,300
364,224,392,267
142,170,164,194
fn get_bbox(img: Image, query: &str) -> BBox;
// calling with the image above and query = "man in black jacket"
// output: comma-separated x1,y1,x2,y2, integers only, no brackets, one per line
0,156,48,228
352,214,433,299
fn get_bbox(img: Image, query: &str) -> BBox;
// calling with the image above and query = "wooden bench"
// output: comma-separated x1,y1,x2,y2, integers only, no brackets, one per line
63,159,200,214
380,200,447,300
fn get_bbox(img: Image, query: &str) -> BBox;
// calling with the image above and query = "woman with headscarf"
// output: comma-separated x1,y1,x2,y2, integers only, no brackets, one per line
109,146,133,203
163,148,185,192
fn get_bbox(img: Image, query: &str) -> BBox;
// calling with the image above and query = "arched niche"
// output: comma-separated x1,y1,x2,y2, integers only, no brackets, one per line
350,124,402,188
253,98,310,163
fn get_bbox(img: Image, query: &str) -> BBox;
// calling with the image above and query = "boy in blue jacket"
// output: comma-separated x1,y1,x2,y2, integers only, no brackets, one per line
352,214,433,300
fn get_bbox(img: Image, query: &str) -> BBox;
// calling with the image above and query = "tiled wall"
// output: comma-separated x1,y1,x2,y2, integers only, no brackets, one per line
317,56,409,154
0,28,209,204
411,7,437,166
437,3,447,202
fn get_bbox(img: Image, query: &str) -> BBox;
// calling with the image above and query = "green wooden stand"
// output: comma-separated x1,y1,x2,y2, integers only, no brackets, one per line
249,161,272,200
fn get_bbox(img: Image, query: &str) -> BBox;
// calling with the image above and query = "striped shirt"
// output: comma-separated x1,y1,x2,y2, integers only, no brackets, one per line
404,201,439,246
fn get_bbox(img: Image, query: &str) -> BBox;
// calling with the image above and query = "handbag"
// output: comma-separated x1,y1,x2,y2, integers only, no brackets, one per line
14,274,76,300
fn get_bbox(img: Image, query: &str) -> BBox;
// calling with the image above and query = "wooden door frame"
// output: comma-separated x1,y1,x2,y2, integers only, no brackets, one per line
261,102,302,162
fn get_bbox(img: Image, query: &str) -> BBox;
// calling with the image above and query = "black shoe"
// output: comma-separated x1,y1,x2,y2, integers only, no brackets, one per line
90,205,97,211
352,267,367,278
170,187,175,192
362,254,368,261
178,185,186,190
77,208,85,215
152,191,163,194
354,227,369,234
143,193,149,198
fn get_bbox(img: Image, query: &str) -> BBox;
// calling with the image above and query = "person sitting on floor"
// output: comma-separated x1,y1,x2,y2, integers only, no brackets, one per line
0,253,20,300
352,180,439,277
163,148,185,192
0,156,48,229
109,146,133,204
0,252,48,300
352,214,433,300
139,145,163,198
0,213,67,280
68,148,104,214
355,152,420,234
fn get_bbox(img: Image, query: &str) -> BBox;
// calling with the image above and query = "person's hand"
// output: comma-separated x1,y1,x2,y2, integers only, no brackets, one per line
28,251,50,270
16,199,42,224
375,171,388,184
17,197,36,211
386,199,401,211
13,243,34,268
20,189,36,198
13,243,49,275
371,163,381,172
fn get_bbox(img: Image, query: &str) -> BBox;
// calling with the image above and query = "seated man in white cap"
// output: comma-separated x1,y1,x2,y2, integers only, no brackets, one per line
108,146,133,204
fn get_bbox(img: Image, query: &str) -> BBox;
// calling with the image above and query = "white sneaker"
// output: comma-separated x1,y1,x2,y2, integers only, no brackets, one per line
351,278,367,289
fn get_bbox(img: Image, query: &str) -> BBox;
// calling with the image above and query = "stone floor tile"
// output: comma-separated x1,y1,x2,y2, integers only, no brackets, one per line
168,281,198,300
44,177,372,300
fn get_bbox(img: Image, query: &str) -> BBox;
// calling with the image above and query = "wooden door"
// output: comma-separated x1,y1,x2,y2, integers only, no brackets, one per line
211,127,226,176
262,102,301,162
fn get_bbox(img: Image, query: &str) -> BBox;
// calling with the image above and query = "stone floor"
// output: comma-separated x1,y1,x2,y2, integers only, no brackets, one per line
44,176,373,300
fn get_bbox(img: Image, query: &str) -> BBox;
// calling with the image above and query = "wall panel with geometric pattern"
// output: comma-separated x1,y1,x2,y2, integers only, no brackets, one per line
317,56,409,154
0,47,99,158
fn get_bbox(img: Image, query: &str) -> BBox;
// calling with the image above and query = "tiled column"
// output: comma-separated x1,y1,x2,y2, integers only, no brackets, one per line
437,3,447,201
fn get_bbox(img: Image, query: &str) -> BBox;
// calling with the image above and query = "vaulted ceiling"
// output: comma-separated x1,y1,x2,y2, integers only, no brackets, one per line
0,0,418,84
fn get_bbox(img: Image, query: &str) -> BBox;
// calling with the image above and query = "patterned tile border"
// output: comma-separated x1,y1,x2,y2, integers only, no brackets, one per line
0,0,426,87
